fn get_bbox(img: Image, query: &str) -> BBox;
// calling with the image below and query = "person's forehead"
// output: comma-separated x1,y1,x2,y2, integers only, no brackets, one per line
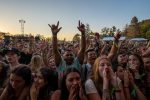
6,51,17,55
67,72,80,79
65,50,73,54
10,74,23,80
87,50,96,54
129,54,137,58
118,53,127,56
49,58,54,61
99,58,110,63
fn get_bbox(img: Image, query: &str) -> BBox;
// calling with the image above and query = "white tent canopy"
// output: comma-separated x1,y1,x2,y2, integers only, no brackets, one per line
130,38,148,41
103,37,126,41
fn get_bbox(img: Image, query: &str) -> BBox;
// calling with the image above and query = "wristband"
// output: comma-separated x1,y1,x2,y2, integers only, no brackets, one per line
131,85,138,97
124,86,129,88
103,89,109,93
113,41,119,48
53,35,57,37
111,87,121,95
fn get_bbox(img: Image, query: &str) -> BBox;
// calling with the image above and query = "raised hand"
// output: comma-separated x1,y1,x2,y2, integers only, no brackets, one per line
78,82,84,98
111,72,120,88
128,71,135,86
68,85,78,100
103,67,111,90
30,82,40,100
18,86,30,100
124,70,129,87
114,31,121,40
48,21,62,36
103,68,110,79
77,20,85,34
79,84,87,100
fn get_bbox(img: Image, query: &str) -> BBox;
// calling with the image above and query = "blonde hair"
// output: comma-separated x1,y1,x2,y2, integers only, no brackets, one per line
91,56,111,93
30,55,44,72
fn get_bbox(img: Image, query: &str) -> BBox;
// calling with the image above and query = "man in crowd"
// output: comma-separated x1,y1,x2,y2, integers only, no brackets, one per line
48,21,86,78
3,48,21,70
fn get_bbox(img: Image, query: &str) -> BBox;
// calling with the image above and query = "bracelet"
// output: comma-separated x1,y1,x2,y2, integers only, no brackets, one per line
111,87,121,95
53,35,57,37
114,88,121,92
131,85,138,97
124,87,129,88
133,85,138,90
103,89,109,93
113,41,119,48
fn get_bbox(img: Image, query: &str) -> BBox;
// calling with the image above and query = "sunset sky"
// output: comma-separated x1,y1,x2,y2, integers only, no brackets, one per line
0,0,150,40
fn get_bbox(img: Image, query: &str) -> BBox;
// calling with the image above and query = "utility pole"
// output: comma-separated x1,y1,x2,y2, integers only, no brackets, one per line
19,19,26,34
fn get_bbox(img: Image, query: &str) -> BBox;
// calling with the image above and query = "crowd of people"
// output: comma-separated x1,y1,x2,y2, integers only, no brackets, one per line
0,21,150,100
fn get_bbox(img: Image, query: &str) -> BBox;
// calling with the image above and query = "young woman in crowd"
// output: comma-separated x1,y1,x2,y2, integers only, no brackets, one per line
115,65,147,100
142,54,150,100
85,56,125,100
29,54,44,76
128,53,146,94
30,67,58,100
47,56,57,71
116,52,128,68
51,67,87,100
0,64,32,100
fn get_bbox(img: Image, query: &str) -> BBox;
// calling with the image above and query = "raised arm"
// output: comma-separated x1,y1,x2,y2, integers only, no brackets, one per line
100,42,110,55
107,32,121,61
29,36,35,54
77,21,86,64
48,21,62,66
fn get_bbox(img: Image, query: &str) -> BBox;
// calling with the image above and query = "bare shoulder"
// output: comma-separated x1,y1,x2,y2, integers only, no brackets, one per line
51,90,61,100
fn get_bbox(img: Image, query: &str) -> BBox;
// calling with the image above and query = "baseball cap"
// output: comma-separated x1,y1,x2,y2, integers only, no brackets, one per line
3,48,20,56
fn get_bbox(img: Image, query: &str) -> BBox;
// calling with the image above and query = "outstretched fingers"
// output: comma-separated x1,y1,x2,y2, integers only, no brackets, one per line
58,27,62,33
57,21,59,28
48,24,52,28
78,20,81,27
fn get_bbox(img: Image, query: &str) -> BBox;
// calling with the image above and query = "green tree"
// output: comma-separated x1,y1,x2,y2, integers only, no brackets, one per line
109,26,116,36
145,31,150,39
72,33,80,41
122,24,129,36
85,24,91,34
126,16,140,38
101,27,109,35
